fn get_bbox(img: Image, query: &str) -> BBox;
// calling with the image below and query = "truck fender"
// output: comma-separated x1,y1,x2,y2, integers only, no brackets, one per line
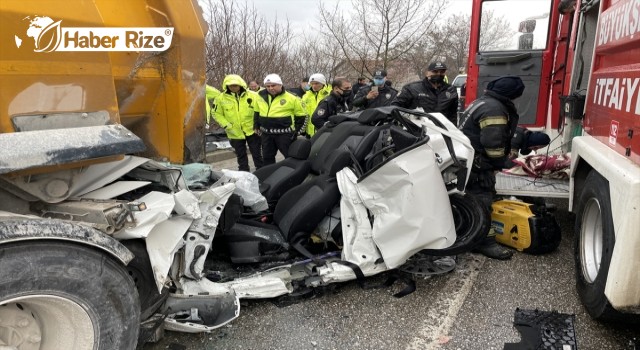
0,217,134,265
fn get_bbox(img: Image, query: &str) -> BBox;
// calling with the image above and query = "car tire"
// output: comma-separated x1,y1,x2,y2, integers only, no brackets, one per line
421,192,489,256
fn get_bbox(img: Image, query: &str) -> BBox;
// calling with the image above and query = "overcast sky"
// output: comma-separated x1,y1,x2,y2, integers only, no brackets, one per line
233,0,474,37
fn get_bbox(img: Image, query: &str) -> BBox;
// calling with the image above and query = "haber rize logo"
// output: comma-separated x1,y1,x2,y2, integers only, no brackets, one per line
14,15,174,53
15,16,61,52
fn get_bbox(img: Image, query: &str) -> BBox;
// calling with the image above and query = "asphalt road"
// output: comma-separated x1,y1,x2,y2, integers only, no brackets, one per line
144,152,638,350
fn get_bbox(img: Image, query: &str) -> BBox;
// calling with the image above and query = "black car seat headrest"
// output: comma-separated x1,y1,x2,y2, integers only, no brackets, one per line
321,148,353,176
357,106,395,125
288,138,311,160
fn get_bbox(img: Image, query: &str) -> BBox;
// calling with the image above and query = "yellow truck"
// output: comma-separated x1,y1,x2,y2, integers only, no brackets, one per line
0,1,223,348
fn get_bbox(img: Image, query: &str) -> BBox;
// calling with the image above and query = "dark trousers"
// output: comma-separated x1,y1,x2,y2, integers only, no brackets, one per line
230,134,263,171
465,170,496,241
262,133,292,165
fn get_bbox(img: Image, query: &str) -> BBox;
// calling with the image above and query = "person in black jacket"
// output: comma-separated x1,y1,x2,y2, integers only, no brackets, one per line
392,61,459,125
352,77,368,96
287,76,310,98
352,69,398,110
459,76,525,260
311,77,352,130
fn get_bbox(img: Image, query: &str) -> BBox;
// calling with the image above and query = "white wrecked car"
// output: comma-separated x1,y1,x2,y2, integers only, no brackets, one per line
0,106,489,345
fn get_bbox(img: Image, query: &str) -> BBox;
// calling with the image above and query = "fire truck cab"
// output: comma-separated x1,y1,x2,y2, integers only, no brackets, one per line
467,0,640,321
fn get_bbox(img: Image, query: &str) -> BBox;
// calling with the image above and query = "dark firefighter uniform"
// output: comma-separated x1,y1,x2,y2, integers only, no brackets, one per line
459,76,525,260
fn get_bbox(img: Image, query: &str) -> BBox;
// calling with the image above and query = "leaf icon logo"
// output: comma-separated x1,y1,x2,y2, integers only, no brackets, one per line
34,20,62,53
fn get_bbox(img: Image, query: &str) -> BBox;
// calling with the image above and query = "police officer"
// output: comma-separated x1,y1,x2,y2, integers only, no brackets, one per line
254,74,307,165
459,76,525,260
311,77,352,130
302,73,332,136
352,69,397,110
287,76,310,98
213,75,263,172
205,84,221,126
392,61,459,125
248,80,262,92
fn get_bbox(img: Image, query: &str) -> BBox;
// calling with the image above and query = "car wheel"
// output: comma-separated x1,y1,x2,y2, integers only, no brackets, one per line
421,192,489,256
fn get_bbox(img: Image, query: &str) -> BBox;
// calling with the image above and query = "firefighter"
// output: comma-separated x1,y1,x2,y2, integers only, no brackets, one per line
392,61,459,125
459,76,525,260
213,75,263,172
302,73,332,137
352,69,397,110
254,74,307,165
311,77,352,130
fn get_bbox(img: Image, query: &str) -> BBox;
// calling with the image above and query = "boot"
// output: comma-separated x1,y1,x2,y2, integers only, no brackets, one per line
472,239,513,260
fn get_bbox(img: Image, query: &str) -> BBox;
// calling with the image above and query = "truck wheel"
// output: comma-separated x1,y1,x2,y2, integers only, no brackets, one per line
121,239,166,320
0,241,140,349
574,171,635,323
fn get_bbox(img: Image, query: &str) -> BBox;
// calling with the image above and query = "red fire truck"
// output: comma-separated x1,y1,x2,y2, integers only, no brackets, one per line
466,0,639,322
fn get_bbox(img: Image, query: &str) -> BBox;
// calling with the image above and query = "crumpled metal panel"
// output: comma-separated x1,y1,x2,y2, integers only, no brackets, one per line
338,142,456,269
0,125,145,175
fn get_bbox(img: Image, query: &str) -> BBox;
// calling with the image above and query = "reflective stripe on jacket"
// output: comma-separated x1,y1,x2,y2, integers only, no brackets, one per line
459,91,519,171
254,89,307,134
302,84,332,136
205,85,221,123
213,75,257,140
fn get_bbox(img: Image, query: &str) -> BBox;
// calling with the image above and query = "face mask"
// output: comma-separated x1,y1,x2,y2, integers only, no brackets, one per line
340,89,352,96
373,78,384,86
429,76,445,84
303,85,310,91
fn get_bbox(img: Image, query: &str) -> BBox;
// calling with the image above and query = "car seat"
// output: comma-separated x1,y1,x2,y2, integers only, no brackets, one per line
252,138,311,204
224,150,351,263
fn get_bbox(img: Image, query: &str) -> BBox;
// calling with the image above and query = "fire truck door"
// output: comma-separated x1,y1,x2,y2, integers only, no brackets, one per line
471,0,554,126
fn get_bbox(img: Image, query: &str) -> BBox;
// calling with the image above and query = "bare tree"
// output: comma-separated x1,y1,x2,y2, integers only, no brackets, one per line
406,11,512,82
286,34,345,85
200,0,511,90
478,10,513,51
202,0,295,88
318,0,447,79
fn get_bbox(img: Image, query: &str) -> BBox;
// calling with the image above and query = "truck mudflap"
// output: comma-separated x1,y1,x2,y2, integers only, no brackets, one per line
0,124,145,175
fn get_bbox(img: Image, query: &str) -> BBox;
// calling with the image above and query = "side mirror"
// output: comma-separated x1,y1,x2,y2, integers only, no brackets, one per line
518,19,536,33
518,33,534,50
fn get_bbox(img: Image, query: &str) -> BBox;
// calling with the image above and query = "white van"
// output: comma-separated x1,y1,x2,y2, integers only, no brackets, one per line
451,74,467,96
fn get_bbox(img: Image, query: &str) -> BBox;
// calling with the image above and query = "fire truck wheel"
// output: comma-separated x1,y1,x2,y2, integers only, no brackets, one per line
0,241,140,349
574,171,638,323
